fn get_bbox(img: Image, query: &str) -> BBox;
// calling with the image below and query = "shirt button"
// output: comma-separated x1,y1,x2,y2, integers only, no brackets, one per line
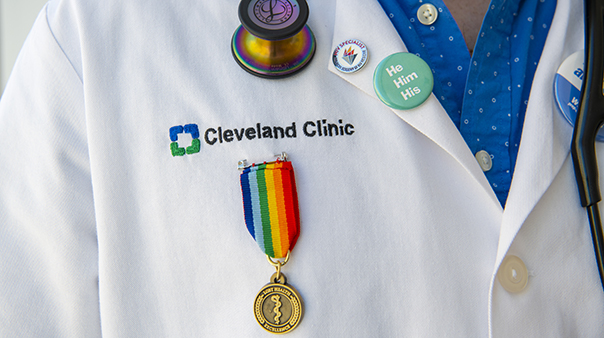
475,150,493,172
417,4,438,25
498,255,529,293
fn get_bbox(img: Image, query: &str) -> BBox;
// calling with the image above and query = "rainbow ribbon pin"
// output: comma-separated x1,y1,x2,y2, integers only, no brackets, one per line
240,158,300,259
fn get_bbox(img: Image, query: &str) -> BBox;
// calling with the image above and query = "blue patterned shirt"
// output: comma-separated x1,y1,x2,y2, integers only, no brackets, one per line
377,0,557,206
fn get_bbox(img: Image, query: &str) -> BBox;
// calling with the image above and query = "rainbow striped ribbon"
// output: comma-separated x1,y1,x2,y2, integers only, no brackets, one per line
240,160,300,259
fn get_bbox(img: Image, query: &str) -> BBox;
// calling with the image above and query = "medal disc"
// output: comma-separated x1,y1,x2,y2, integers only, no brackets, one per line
254,273,303,334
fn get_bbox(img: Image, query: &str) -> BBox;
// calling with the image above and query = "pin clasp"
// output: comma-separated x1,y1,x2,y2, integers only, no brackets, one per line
238,159,248,171
276,152,288,162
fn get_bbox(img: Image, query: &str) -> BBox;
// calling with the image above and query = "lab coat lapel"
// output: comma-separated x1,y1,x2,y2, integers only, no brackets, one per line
328,0,500,207
494,0,582,268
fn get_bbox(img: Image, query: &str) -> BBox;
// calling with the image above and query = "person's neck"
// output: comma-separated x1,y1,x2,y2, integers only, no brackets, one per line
443,0,491,54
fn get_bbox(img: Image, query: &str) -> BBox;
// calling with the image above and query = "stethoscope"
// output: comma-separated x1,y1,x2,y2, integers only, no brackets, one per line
572,0,604,291
231,0,604,291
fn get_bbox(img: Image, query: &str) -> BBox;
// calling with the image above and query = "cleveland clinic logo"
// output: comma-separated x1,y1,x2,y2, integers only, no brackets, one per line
169,119,355,157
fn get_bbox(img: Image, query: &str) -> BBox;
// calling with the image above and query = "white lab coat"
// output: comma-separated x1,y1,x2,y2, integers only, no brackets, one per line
0,0,602,336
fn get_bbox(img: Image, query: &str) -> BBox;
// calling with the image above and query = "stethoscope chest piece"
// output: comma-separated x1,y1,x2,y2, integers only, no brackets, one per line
231,0,316,78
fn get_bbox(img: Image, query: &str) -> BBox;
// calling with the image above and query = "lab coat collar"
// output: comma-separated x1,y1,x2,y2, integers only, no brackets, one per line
329,0,581,270
329,0,582,334
487,0,581,333
495,0,581,268
327,0,501,208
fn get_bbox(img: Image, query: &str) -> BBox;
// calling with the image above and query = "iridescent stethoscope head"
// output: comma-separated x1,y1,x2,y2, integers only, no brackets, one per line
231,0,316,78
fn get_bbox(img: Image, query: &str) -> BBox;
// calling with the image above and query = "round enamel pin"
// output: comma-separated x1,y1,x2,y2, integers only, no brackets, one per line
373,52,434,110
332,39,368,73
254,273,303,334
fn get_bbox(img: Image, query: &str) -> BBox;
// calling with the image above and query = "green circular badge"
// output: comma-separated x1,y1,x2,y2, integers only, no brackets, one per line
373,52,434,110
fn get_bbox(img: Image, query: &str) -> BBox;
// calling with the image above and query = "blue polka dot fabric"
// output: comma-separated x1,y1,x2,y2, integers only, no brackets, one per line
377,0,556,207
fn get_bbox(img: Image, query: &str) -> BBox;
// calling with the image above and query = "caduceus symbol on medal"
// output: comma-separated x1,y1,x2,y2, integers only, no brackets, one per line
270,295,282,324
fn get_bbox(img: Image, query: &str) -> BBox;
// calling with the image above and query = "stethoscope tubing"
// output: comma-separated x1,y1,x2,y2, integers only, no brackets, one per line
571,0,604,291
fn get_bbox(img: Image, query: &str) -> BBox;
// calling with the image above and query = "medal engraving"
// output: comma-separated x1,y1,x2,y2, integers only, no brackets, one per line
271,295,282,323
254,273,303,334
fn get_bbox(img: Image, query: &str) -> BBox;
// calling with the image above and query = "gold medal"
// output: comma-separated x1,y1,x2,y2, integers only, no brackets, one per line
254,272,303,334
239,154,303,333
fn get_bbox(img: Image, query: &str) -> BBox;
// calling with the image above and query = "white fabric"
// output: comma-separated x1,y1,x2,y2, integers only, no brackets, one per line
0,0,602,336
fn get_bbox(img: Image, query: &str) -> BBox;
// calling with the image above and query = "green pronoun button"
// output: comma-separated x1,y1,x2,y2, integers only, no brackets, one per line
373,52,434,110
